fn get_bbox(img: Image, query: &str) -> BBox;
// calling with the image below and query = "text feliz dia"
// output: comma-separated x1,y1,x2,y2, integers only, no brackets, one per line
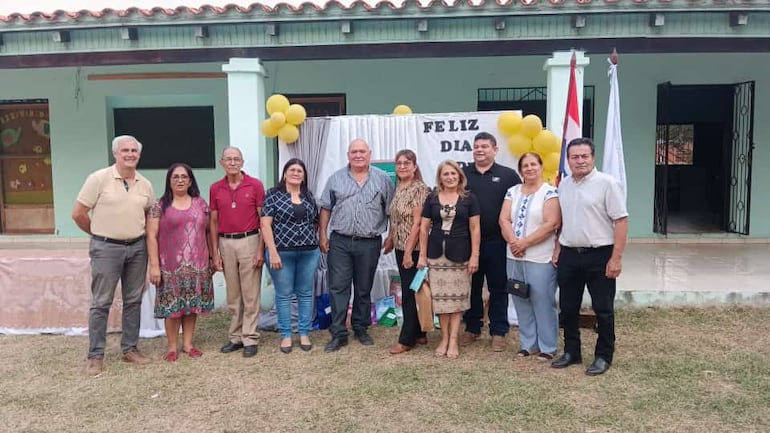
423,119,482,152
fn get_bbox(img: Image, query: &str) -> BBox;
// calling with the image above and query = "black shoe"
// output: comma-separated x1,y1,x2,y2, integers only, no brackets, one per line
585,357,611,376
354,331,374,346
242,345,258,357
300,343,312,352
280,345,292,354
551,352,583,369
220,341,244,353
324,337,348,353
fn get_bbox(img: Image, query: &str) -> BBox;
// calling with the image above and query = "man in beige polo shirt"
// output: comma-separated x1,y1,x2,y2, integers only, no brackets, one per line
72,135,155,376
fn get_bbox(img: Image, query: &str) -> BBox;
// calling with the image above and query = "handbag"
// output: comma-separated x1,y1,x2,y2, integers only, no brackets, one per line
506,278,530,299
414,280,435,332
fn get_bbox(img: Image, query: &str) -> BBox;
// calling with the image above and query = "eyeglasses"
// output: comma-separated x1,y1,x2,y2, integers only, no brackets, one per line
395,161,413,167
222,157,243,164
171,175,190,181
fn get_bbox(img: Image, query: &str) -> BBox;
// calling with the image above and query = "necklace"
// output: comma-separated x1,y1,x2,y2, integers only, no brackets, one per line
227,174,243,209
229,186,238,209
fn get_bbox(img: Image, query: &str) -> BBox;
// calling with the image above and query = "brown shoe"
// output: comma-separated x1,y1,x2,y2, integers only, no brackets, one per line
122,349,151,365
388,343,412,355
85,357,104,376
459,332,480,347
491,336,508,352
416,337,428,345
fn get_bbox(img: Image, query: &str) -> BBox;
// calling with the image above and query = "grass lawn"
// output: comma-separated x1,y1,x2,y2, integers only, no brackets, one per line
1,307,769,433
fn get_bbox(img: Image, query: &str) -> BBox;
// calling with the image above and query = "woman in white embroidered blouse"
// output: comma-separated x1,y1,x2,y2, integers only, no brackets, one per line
499,152,562,360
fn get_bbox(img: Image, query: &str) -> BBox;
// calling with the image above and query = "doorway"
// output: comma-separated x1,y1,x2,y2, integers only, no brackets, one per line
654,83,755,235
0,100,55,234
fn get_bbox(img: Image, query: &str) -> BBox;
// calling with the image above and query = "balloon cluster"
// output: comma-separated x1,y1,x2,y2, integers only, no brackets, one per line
498,112,561,184
261,94,307,144
392,105,412,115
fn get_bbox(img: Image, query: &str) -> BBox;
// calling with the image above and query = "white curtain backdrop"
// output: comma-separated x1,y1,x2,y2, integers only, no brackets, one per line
277,117,331,195
279,111,518,194
277,111,523,304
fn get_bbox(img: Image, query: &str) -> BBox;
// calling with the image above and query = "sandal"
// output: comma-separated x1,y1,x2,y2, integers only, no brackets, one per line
537,352,555,361
183,347,203,358
163,351,178,362
516,349,533,357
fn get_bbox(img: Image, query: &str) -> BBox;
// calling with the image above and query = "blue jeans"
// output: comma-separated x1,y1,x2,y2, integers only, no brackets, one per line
507,259,558,355
266,248,321,339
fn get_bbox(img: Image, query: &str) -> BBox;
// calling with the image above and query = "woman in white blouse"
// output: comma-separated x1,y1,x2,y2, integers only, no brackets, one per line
499,152,562,360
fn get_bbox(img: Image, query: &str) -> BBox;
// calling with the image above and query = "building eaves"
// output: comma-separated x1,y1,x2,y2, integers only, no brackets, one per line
0,0,766,29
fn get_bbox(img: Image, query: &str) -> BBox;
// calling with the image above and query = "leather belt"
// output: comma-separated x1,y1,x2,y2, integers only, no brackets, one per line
561,245,613,254
92,235,145,245
219,229,259,239
333,231,380,241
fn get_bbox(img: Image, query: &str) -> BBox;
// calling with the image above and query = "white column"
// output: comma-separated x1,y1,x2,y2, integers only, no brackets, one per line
544,51,590,137
222,58,267,179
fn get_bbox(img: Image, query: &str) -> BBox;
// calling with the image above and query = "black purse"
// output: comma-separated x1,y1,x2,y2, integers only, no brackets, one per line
506,278,530,299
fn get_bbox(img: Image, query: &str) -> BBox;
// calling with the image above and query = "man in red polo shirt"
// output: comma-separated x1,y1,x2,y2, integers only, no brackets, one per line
209,146,265,358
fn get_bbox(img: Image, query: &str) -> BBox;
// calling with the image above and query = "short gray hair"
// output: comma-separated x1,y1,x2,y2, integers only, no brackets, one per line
112,135,142,153
221,146,243,158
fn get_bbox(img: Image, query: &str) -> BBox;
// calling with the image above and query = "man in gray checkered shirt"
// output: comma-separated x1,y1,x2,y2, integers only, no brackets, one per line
318,139,394,352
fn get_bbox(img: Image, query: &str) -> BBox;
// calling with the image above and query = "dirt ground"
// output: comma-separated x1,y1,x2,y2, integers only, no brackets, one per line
1,307,768,433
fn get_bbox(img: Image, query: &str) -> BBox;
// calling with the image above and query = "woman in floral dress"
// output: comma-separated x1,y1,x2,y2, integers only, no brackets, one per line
147,163,214,362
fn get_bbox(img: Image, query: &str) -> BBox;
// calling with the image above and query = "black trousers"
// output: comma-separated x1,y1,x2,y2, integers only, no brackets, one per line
463,237,510,337
557,245,616,364
327,233,382,339
395,249,426,346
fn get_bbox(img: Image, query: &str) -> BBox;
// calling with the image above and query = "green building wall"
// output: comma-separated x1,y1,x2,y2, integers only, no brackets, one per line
0,52,767,238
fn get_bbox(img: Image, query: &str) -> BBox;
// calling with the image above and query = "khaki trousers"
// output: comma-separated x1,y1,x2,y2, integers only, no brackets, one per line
219,234,262,346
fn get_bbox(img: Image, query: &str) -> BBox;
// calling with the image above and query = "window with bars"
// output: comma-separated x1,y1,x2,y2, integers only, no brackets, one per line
477,87,595,139
655,124,694,166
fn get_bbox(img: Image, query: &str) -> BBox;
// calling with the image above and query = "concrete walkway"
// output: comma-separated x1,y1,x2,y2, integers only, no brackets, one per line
618,243,770,306
1,238,769,307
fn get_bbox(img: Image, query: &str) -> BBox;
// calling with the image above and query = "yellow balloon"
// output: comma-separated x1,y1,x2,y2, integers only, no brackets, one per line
533,130,561,155
266,94,290,115
542,172,557,185
498,111,523,136
270,111,287,129
286,104,307,125
543,152,561,173
393,105,412,115
521,114,544,139
278,124,300,144
261,119,279,138
507,134,532,158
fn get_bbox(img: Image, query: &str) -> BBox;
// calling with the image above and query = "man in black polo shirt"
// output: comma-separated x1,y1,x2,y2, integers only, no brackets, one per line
461,131,521,351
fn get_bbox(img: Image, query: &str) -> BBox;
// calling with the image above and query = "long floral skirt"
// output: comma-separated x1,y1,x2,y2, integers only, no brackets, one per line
427,254,470,314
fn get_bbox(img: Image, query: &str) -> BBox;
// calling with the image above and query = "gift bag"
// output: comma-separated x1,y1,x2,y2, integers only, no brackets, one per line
312,293,332,330
378,307,398,327
389,275,403,307
415,280,435,333
375,296,396,321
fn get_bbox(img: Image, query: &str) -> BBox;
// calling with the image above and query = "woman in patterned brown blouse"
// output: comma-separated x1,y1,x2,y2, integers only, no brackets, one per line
383,149,430,355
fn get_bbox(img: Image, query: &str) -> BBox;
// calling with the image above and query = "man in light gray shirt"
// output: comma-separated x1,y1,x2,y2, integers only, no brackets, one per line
551,137,628,376
318,138,394,352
